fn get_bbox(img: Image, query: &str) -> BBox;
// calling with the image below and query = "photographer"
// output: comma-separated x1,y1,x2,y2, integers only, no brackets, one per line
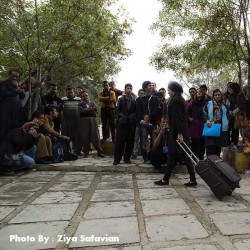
98,81,116,142
150,115,169,172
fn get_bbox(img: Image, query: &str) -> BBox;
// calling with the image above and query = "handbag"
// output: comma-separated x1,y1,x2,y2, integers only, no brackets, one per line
2,153,24,166
202,123,221,137
234,113,248,129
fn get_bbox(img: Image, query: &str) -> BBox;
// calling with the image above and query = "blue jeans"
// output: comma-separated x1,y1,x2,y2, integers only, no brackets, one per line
22,145,37,169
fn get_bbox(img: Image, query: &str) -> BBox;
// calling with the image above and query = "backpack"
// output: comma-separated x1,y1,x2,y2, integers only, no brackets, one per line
58,139,78,161
52,142,64,163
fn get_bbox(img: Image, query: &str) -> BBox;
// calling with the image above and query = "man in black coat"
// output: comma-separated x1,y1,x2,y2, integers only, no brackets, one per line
136,81,159,164
0,68,25,142
113,84,136,165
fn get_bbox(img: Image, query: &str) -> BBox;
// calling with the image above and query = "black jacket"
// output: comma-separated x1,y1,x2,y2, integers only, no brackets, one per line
136,95,159,125
167,94,190,153
116,96,136,125
0,128,35,156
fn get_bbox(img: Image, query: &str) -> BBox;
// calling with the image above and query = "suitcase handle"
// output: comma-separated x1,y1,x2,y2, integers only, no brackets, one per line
176,140,199,165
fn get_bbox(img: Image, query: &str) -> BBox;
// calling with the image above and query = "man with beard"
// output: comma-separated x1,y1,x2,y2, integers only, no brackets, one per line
41,83,63,133
0,68,25,142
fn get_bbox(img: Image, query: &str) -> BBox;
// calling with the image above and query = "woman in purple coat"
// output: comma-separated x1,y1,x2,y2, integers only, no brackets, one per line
187,88,206,160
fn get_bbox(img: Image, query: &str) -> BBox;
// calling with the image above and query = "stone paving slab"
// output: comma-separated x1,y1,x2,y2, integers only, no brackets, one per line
137,179,172,189
241,195,250,203
233,239,250,250
16,171,58,182
195,196,247,212
139,188,179,200
90,189,134,201
234,180,250,195
101,174,133,181
187,185,214,198
158,245,219,250
105,247,142,250
58,174,94,182
0,206,16,220
48,181,91,191
84,201,136,219
145,214,208,241
136,173,163,180
70,217,140,247
10,203,79,223
0,221,69,250
142,199,191,216
31,191,83,204
0,192,34,205
0,182,44,192
63,171,96,175
210,212,250,235
97,181,134,190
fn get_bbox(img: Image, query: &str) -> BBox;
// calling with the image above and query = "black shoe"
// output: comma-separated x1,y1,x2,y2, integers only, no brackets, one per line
184,181,197,187
84,153,89,158
154,180,169,186
36,158,53,164
113,161,120,165
124,160,131,164
97,150,105,158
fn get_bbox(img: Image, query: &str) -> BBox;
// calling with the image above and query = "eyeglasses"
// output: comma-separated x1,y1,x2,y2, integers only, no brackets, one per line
214,94,221,96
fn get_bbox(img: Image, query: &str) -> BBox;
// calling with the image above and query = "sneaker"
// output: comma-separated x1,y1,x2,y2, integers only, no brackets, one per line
184,181,197,187
154,180,169,186
113,161,120,165
232,145,238,150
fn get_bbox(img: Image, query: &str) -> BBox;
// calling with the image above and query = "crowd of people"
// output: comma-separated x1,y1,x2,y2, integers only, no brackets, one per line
0,67,250,180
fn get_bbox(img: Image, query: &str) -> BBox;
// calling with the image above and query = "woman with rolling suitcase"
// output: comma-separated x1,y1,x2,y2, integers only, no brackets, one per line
154,81,197,187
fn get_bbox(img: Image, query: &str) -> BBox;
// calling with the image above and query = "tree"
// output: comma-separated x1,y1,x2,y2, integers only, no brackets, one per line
150,0,250,99
0,0,133,115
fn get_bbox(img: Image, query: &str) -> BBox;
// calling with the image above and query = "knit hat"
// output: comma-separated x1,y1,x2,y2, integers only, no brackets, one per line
168,81,183,93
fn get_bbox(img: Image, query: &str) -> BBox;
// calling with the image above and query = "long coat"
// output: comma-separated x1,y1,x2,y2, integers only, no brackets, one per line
0,79,25,141
166,94,190,154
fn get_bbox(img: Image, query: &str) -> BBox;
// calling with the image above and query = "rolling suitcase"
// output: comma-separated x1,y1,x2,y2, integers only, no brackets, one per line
177,141,241,200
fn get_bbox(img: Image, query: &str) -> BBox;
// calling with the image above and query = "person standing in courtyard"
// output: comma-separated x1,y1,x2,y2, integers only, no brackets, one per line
113,84,136,165
154,81,197,187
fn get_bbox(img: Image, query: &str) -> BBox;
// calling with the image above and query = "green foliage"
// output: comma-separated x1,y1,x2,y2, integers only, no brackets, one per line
0,0,133,94
151,0,250,92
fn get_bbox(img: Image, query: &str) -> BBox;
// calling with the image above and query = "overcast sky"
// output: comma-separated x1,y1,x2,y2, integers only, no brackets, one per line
111,0,177,94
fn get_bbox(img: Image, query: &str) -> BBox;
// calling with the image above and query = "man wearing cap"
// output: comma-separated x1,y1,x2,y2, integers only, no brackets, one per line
154,81,197,187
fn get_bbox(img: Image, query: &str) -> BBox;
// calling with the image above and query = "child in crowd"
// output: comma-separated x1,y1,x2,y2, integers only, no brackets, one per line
243,127,250,175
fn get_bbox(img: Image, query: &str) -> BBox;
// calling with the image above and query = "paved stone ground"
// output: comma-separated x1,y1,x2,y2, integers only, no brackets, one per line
0,154,249,250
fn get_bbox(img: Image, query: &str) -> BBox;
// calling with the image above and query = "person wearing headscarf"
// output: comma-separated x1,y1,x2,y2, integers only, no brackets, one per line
154,81,197,186
204,89,230,156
